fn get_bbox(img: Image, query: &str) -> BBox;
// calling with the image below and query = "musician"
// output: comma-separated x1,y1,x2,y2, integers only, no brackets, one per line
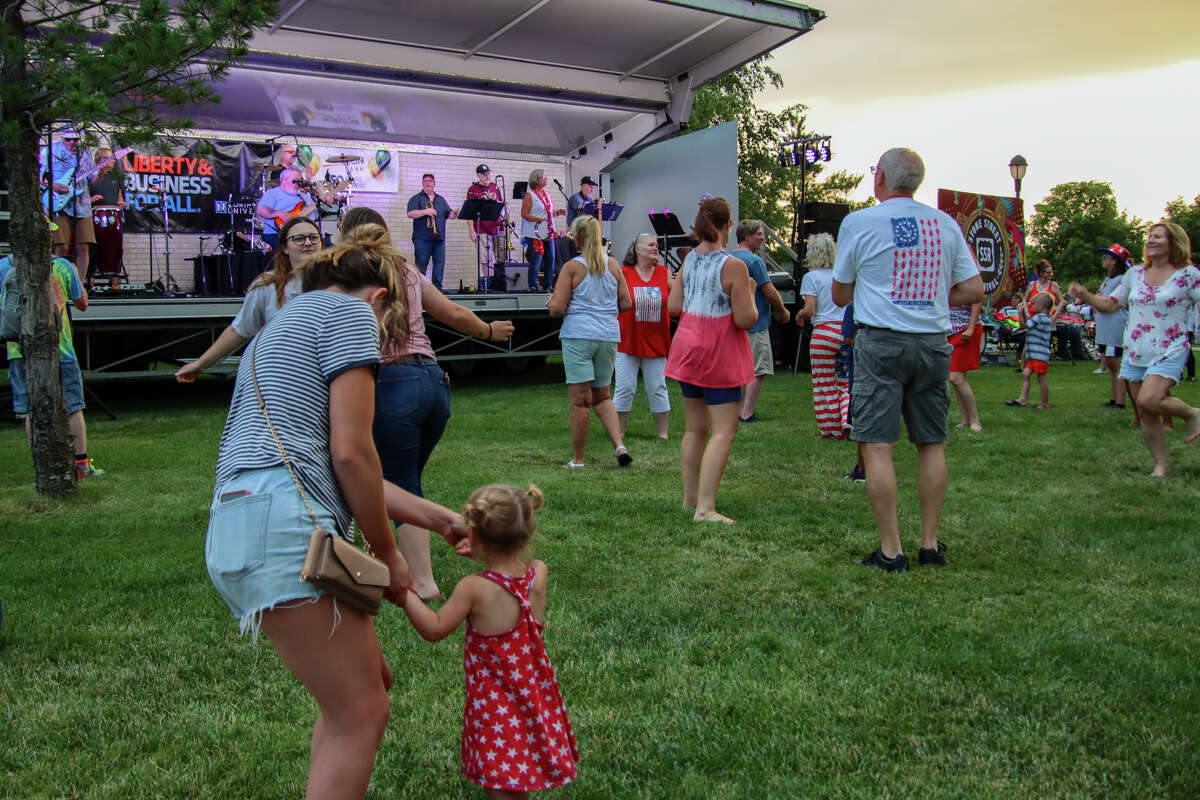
39,128,95,278
465,164,505,278
89,148,127,210
255,167,317,249
406,172,458,291
565,176,597,227
520,169,565,291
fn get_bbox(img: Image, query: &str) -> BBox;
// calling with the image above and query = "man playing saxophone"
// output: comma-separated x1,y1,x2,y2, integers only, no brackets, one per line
406,172,458,290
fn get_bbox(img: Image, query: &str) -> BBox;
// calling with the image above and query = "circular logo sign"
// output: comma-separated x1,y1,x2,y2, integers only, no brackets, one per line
966,211,1008,295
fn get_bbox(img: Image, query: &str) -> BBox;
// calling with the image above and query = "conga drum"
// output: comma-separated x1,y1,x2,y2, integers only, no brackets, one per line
91,206,124,275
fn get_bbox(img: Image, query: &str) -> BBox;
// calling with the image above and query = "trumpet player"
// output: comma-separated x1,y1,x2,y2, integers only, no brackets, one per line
406,172,458,291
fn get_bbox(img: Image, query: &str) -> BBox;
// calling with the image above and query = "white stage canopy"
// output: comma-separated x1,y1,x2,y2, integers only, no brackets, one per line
172,0,824,169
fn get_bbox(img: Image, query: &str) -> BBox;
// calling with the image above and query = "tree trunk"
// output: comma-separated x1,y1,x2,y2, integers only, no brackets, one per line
2,8,77,496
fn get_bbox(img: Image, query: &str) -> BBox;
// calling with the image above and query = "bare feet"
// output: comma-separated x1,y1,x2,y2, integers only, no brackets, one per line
1185,410,1200,444
969,421,983,432
682,498,696,510
1036,403,1050,409
693,510,735,524
1150,468,1168,477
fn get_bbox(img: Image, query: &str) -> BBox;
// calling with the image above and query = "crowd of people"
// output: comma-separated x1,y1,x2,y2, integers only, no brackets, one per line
9,141,1199,799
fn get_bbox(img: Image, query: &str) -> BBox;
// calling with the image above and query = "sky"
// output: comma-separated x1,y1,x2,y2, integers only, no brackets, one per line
760,0,1200,223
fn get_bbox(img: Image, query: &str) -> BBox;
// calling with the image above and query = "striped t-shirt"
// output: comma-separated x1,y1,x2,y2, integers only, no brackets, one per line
1025,312,1053,363
214,290,381,540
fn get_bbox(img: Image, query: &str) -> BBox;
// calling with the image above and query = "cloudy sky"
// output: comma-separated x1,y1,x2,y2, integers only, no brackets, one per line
760,0,1200,224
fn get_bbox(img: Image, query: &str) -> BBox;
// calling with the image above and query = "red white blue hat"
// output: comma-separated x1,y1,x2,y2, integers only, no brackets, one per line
1096,243,1131,267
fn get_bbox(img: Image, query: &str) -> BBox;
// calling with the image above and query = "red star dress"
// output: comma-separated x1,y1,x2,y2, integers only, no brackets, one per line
461,566,579,791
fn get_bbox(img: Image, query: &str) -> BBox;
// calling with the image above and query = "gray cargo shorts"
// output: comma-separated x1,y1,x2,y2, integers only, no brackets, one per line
850,326,952,444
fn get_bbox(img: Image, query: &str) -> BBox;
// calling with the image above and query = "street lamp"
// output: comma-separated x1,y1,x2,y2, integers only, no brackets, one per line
1009,154,1028,199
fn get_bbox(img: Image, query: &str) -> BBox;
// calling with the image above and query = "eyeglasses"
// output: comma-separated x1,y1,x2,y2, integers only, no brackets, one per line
287,233,322,244
870,166,878,175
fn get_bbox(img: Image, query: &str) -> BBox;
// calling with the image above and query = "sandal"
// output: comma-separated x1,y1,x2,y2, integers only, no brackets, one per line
565,460,585,469
1005,400,1027,407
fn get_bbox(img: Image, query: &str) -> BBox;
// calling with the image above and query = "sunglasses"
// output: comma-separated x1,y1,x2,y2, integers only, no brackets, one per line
287,233,322,244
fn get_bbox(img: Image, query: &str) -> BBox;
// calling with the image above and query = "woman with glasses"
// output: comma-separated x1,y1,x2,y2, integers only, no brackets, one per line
614,233,676,440
175,216,323,382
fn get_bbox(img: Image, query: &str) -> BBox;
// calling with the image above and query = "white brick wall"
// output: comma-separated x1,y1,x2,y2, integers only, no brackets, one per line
118,129,569,293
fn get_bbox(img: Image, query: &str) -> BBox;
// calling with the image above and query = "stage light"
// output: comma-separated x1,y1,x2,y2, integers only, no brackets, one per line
804,146,819,165
819,141,831,161
778,149,790,168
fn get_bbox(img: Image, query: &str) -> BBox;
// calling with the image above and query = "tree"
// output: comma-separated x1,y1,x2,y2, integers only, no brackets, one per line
1,0,276,495
1163,195,1200,264
1026,181,1146,287
687,57,865,253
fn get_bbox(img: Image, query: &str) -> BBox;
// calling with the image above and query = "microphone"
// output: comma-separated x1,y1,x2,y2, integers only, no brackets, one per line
553,179,565,190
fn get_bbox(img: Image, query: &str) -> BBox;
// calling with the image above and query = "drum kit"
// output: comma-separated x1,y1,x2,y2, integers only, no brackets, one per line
230,152,364,251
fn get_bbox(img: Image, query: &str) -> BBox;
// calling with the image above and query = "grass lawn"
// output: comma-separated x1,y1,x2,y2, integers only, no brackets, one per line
1,360,1198,799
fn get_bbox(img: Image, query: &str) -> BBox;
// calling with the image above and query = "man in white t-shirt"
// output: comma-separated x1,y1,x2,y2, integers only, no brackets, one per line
831,147,983,572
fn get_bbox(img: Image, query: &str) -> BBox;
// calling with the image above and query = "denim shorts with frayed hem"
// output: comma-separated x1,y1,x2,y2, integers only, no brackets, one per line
9,358,86,415
206,466,336,641
1119,350,1187,386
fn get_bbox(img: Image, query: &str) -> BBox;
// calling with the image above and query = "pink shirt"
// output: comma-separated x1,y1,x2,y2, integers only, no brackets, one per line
380,267,436,361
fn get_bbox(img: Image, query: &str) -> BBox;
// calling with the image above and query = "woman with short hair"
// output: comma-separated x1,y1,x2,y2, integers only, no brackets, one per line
795,233,849,438
520,168,565,291
614,233,676,440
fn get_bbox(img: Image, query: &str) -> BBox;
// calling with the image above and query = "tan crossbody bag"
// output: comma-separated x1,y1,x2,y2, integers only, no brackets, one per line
250,339,388,615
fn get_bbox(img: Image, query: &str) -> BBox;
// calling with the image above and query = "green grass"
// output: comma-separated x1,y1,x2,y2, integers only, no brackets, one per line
1,361,1198,799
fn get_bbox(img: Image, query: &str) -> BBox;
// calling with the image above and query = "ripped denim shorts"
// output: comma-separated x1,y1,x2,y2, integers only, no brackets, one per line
205,466,334,639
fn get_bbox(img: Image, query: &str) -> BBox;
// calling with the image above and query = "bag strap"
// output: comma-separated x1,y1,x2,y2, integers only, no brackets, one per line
249,336,325,532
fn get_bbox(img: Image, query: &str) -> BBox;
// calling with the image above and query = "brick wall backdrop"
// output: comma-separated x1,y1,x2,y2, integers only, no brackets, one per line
116,129,569,294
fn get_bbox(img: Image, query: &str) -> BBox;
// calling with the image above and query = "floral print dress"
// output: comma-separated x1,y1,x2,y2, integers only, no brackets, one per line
1107,265,1200,368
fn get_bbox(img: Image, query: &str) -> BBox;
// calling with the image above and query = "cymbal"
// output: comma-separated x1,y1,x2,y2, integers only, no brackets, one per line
252,163,285,174
326,154,362,164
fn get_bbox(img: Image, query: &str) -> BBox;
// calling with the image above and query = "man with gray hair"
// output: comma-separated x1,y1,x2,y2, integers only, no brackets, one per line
831,148,983,571
731,218,790,422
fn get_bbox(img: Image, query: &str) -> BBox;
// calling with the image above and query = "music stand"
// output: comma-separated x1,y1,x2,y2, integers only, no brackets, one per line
460,197,505,294
649,211,687,271
600,202,624,223
512,181,528,200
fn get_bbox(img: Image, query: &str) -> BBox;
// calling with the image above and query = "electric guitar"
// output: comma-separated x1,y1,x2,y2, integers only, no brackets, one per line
272,199,318,229
41,147,133,213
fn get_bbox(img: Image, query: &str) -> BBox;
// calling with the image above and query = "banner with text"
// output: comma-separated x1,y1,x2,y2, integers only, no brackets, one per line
937,189,1026,301
122,138,270,234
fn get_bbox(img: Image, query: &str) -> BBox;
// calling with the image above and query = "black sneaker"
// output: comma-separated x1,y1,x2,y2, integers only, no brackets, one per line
918,542,947,566
857,549,909,572
844,466,866,483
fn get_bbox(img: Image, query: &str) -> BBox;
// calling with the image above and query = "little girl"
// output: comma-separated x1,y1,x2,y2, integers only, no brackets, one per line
401,484,579,799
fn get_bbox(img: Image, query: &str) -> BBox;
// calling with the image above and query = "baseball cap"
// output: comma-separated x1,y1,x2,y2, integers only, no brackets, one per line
476,164,490,174
580,176,597,186
1096,243,1131,267
60,128,81,139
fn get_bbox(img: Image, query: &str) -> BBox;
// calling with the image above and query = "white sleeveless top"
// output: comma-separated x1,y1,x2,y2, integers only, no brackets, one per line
521,188,553,240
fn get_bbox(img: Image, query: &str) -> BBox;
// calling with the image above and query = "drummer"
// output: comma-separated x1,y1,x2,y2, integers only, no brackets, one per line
255,167,320,249
89,148,127,210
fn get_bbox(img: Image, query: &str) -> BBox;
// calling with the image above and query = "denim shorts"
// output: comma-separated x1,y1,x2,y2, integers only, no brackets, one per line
206,466,335,638
8,357,86,415
1119,350,1188,385
851,327,951,444
677,380,741,406
373,359,451,497
561,338,617,387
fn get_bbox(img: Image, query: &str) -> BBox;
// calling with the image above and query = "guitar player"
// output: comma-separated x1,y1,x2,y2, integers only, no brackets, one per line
39,127,95,278
255,167,318,249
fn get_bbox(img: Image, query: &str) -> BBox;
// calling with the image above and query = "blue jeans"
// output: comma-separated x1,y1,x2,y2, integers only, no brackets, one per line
412,237,446,290
372,359,451,496
525,237,555,290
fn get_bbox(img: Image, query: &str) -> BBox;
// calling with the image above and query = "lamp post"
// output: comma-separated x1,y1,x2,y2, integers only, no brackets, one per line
1009,154,1028,199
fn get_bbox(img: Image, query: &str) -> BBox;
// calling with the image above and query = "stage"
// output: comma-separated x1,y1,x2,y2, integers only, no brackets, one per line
70,291,566,380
